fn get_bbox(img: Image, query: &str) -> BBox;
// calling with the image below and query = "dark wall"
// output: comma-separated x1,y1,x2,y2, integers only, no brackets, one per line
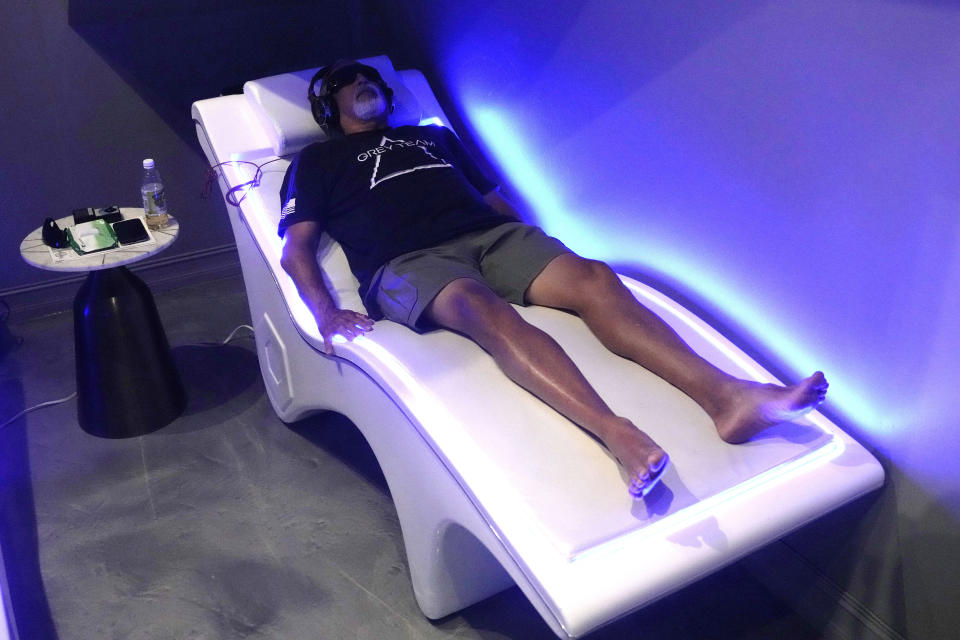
0,0,418,297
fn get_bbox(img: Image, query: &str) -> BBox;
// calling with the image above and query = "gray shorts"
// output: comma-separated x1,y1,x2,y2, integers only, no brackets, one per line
367,222,571,330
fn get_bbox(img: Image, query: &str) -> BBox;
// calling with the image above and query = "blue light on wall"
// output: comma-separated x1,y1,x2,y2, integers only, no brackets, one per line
404,0,960,462
463,103,885,431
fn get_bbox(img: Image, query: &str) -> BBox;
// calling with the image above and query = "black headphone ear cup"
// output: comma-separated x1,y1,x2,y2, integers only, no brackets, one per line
308,67,333,128
383,85,395,114
311,95,333,127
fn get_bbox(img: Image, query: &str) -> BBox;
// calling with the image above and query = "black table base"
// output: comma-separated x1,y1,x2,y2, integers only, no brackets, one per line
73,267,186,438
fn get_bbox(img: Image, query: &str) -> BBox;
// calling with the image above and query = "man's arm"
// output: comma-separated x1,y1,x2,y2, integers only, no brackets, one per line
483,188,523,220
279,220,373,354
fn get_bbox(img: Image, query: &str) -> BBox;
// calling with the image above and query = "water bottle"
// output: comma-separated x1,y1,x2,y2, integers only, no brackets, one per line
141,158,169,229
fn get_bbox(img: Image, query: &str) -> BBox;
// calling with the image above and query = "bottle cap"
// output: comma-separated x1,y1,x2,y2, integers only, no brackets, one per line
143,158,155,169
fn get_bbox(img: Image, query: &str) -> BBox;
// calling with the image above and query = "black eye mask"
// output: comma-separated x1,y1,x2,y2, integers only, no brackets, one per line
323,63,384,95
42,218,69,248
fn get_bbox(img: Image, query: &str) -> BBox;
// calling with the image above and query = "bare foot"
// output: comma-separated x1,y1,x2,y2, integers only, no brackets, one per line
713,372,828,444
604,419,670,498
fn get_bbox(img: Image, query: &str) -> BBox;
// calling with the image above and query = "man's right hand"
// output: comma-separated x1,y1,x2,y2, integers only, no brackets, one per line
316,308,374,355
280,221,375,355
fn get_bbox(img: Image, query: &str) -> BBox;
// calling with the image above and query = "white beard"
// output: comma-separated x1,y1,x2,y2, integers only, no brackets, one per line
352,90,387,121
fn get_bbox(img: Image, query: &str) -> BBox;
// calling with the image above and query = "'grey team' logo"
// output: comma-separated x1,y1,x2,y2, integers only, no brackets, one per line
358,136,452,189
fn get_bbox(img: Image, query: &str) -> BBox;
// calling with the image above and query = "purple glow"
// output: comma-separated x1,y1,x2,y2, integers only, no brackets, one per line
407,2,960,470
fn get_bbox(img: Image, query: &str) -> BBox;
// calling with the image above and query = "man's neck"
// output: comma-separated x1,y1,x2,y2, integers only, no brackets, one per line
340,116,389,136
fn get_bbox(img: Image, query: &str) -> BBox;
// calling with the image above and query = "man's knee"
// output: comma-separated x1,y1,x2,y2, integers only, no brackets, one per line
426,278,515,334
564,257,621,300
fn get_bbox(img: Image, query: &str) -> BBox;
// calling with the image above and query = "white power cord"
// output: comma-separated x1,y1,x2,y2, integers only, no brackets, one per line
219,324,255,345
0,324,256,430
0,392,78,429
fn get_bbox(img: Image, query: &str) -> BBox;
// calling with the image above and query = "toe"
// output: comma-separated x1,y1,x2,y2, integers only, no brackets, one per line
629,454,670,498
650,454,668,474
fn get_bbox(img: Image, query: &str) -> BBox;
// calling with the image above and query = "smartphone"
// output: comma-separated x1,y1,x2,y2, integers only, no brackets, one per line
112,218,150,245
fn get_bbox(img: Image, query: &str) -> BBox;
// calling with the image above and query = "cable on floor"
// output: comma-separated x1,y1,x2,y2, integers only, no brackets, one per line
0,325,256,430
0,392,78,430
220,324,255,344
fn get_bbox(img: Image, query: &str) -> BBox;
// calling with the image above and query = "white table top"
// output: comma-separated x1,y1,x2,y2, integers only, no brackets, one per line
20,208,179,273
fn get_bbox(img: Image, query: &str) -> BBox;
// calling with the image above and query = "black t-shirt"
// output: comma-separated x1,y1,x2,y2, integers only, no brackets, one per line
278,124,515,298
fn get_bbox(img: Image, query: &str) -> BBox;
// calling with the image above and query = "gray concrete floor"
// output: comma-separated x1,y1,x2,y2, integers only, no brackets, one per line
0,272,825,640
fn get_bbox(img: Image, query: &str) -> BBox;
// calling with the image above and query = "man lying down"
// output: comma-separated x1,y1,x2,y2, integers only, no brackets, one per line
278,59,828,499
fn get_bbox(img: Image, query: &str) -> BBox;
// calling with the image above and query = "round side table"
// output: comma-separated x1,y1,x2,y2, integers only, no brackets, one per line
20,208,187,438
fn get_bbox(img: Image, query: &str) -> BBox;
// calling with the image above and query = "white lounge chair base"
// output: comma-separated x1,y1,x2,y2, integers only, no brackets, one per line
192,56,884,638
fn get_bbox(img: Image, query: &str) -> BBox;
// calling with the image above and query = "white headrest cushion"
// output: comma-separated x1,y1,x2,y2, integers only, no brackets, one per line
243,55,422,157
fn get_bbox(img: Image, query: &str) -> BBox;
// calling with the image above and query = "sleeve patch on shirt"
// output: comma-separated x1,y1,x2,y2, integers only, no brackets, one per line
280,198,296,220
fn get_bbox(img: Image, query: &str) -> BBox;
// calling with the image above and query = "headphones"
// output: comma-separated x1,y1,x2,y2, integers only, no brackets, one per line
307,61,395,134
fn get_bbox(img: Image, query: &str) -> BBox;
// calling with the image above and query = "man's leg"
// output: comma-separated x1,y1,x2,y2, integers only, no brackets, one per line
424,277,668,497
525,254,828,443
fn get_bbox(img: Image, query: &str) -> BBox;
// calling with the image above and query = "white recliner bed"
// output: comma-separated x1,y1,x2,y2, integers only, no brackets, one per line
191,55,884,639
